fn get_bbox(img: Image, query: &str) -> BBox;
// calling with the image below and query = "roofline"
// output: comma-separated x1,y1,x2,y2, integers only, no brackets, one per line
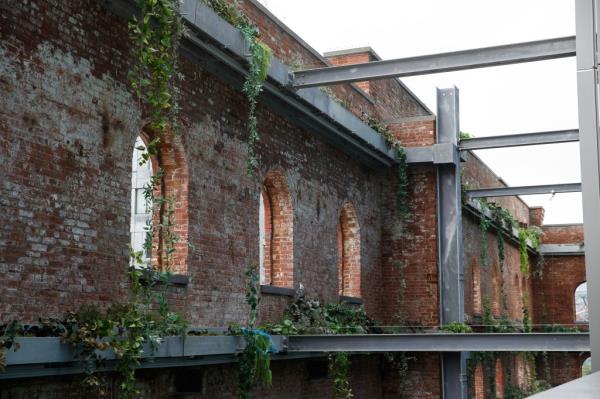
250,0,432,116
247,0,375,104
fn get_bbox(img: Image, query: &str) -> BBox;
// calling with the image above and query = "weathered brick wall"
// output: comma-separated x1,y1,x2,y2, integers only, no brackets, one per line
532,224,586,326
0,0,427,327
462,153,533,324
462,152,530,224
538,353,589,387
0,355,384,398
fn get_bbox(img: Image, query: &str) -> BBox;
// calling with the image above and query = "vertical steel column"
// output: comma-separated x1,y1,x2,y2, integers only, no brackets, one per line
437,87,467,398
576,0,600,372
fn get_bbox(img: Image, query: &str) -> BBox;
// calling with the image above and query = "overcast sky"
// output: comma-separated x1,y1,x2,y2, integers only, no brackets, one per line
257,0,581,224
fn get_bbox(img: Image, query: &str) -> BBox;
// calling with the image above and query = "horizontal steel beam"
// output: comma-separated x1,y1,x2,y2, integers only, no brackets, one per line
286,333,589,353
404,143,458,165
540,243,585,256
466,183,582,198
291,36,576,88
460,129,580,150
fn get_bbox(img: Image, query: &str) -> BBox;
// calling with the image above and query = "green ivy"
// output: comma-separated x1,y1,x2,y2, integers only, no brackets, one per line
329,352,354,399
231,265,274,399
518,226,542,276
360,113,410,220
201,0,272,176
440,322,473,333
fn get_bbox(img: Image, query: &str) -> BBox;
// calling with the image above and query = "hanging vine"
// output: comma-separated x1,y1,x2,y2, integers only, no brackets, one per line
231,265,274,399
201,0,273,176
518,227,542,276
360,113,410,220
330,352,354,399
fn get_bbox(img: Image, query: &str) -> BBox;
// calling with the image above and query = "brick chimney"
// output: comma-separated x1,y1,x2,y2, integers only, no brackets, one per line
324,47,381,94
529,206,545,227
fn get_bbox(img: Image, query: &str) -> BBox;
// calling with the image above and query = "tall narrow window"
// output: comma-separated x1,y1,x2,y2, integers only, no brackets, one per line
259,171,293,287
338,203,361,298
472,259,482,315
129,131,189,274
575,282,588,323
131,136,153,266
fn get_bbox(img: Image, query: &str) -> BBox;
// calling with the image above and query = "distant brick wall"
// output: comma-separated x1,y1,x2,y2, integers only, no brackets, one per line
532,225,586,326
0,355,385,398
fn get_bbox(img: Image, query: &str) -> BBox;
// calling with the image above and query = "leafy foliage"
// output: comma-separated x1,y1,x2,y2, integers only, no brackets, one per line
0,269,187,398
266,295,375,335
360,113,410,220
518,226,542,276
329,352,354,399
232,265,274,399
440,322,473,333
202,0,273,176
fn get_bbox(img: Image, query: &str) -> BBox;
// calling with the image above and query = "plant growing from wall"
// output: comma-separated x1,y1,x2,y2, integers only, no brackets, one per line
201,0,273,176
518,226,542,276
360,113,410,220
231,264,274,399
329,351,354,399
440,322,473,333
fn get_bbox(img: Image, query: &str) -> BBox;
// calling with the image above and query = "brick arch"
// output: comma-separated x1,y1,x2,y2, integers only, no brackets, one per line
259,170,294,288
133,129,189,274
338,202,361,298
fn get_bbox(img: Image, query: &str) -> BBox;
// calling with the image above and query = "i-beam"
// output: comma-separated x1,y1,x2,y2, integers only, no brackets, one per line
291,36,576,88
466,183,582,198
460,129,580,150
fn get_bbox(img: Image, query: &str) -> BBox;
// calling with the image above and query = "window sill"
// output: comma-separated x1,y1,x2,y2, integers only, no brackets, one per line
260,285,295,297
139,271,189,287
339,296,363,305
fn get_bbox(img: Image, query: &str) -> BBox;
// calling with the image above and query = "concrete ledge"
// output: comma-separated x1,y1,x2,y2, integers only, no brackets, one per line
260,285,296,297
339,296,363,305
540,243,585,256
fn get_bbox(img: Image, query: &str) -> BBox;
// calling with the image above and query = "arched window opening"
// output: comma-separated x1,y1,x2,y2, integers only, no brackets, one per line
131,136,153,266
575,282,589,323
472,259,482,315
259,171,293,288
130,131,189,274
582,357,592,376
495,358,504,399
338,203,361,298
473,362,485,399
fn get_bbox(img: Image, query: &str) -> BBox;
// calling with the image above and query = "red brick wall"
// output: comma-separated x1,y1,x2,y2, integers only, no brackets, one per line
0,0,429,326
0,355,385,398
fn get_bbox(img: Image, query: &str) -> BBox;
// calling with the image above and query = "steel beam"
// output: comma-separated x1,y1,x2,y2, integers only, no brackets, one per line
459,129,580,150
576,0,600,373
291,36,576,88
466,183,582,198
286,333,589,353
101,0,399,169
436,87,467,399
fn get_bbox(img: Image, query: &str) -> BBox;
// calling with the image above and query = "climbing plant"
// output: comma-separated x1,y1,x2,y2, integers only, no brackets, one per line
518,226,542,276
201,0,273,176
231,265,274,399
360,113,410,220
329,352,354,399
